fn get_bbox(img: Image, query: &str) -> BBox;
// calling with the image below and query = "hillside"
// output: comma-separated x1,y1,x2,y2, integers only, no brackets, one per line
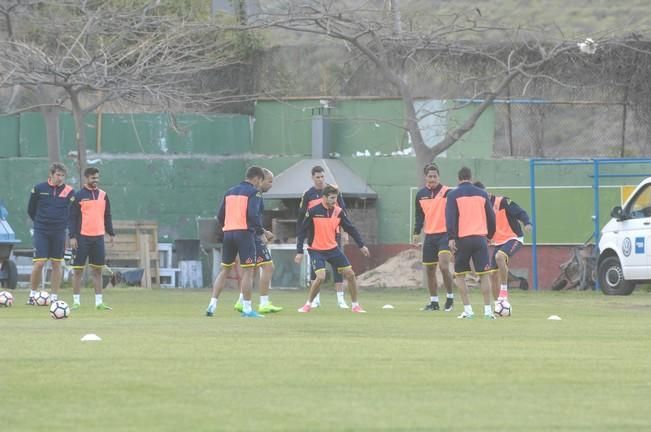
261,0,651,46
404,0,651,35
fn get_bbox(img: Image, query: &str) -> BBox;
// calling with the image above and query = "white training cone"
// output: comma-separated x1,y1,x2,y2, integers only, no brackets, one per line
382,304,395,309
547,315,562,321
81,333,102,342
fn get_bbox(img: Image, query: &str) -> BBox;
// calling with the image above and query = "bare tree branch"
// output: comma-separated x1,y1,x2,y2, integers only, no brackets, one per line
0,0,255,180
255,2,651,162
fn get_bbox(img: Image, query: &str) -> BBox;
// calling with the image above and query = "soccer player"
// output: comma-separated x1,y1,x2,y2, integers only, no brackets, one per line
413,163,455,311
26,163,75,304
69,167,115,310
297,165,349,309
295,184,370,313
234,168,283,314
206,166,266,318
473,182,532,301
445,167,496,320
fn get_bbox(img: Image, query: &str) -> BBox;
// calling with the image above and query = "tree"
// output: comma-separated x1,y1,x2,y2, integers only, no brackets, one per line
0,0,249,182
258,1,646,163
0,0,67,163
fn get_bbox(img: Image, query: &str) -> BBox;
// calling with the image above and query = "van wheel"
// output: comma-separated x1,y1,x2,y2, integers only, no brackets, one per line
598,256,635,295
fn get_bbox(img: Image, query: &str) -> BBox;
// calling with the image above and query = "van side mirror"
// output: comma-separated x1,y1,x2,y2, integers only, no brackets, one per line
611,206,624,219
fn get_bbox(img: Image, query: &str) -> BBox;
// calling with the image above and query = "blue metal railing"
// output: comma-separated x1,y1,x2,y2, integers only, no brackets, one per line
529,158,651,290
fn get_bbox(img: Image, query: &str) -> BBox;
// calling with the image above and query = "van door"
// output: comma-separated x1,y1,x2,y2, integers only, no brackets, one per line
619,183,651,279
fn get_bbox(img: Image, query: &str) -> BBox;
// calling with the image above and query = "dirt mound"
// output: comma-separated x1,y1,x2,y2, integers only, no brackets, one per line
357,247,478,289
357,248,423,288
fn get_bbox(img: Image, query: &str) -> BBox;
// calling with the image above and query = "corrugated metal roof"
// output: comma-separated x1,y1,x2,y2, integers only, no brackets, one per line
264,158,377,199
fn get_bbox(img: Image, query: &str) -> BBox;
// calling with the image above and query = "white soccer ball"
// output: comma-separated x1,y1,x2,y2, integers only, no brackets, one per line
34,291,51,306
49,300,70,320
0,290,14,307
494,299,512,317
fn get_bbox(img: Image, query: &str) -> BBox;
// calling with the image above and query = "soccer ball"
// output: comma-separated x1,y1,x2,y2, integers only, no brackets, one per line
34,291,51,306
0,290,13,307
49,300,70,320
494,299,512,317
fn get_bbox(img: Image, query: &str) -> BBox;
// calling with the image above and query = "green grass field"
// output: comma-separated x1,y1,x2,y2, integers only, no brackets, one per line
1,287,650,432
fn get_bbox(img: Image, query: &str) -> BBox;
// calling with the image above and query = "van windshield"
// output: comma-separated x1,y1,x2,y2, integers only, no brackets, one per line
628,184,651,218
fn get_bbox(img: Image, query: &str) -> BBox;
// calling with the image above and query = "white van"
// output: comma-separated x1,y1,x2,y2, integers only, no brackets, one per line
598,177,651,295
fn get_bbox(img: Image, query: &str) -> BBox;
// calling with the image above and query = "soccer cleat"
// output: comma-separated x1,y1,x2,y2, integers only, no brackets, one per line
206,304,216,317
96,303,112,311
421,301,439,311
338,302,350,309
351,305,367,313
233,301,243,313
444,298,454,312
71,303,80,310
457,311,474,319
297,304,312,313
241,310,264,318
26,296,36,306
258,303,283,313
484,313,497,320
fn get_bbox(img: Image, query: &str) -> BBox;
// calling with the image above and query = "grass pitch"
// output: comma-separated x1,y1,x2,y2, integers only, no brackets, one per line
1,287,650,432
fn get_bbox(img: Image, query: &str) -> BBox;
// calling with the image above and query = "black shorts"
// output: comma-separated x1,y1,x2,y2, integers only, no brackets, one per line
309,260,345,283
309,248,351,280
222,230,256,268
255,237,273,266
454,236,492,275
491,239,523,269
72,235,105,268
33,229,66,261
309,235,344,283
422,233,451,265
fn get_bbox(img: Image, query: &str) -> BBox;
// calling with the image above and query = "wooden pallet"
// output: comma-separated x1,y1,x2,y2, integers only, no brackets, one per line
106,220,160,288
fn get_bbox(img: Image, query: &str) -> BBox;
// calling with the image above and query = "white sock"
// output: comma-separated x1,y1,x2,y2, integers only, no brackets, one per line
73,294,80,304
260,295,269,306
447,293,454,298
336,291,345,303
95,294,102,306
464,305,473,315
313,293,320,304
209,298,217,307
431,296,439,302
484,304,492,315
242,300,252,313
51,293,58,301
238,292,244,302
352,302,359,308
30,290,37,298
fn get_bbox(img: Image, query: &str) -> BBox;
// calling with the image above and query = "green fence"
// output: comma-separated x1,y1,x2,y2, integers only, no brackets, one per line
0,158,246,245
1,105,643,247
0,116,20,158
1,112,251,157
252,99,495,157
1,156,643,247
